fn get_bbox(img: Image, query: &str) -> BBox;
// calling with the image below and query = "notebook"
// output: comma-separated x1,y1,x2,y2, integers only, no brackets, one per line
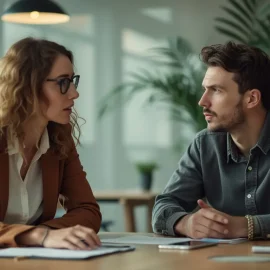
0,245,135,260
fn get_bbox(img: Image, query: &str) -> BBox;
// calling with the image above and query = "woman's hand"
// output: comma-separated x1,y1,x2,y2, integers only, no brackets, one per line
16,225,101,250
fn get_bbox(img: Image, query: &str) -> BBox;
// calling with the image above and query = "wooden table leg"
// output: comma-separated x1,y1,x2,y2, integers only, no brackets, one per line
147,198,155,232
120,199,136,232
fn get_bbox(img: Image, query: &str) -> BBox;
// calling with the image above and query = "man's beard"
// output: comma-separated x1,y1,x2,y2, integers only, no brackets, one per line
207,100,245,132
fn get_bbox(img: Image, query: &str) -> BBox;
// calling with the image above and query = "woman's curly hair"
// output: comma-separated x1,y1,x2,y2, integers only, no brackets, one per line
0,37,82,158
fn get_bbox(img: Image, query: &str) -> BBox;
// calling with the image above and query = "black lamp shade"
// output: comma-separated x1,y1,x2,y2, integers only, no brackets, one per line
2,0,70,24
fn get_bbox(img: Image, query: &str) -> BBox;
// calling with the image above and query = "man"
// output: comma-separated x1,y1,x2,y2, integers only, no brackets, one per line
152,41,270,240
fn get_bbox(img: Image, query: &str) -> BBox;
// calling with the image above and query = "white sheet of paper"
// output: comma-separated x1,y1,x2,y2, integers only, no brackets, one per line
101,235,247,245
101,235,191,245
252,246,270,253
199,238,247,244
0,246,134,260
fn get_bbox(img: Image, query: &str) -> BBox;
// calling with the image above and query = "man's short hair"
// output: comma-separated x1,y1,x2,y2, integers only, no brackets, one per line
200,41,270,110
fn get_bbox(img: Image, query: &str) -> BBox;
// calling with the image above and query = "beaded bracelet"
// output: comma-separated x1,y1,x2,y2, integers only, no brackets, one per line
245,215,254,240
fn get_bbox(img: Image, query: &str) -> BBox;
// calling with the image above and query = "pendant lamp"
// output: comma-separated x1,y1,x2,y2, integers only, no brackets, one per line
1,0,70,24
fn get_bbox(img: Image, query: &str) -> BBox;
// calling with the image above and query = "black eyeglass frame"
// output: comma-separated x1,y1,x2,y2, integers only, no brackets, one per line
46,74,80,94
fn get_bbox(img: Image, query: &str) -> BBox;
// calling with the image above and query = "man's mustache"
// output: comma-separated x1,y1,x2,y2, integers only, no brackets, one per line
203,109,217,116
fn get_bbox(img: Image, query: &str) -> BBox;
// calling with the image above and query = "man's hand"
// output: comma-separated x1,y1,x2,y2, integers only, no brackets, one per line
16,225,101,250
174,199,248,239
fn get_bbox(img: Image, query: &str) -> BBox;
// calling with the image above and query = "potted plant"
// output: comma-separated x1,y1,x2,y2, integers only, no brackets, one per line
98,0,270,136
98,37,207,133
215,0,270,53
135,162,158,191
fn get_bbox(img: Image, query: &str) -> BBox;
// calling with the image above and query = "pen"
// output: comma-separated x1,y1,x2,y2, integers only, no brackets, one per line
81,240,130,249
14,256,30,262
101,244,130,248
200,239,220,243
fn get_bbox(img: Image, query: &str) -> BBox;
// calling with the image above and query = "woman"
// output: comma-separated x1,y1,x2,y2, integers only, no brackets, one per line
0,37,101,249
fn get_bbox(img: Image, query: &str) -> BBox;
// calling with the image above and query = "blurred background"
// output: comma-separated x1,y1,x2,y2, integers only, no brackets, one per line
2,0,270,232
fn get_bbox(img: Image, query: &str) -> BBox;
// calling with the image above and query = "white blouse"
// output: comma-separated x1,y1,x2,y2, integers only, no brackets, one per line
4,128,49,225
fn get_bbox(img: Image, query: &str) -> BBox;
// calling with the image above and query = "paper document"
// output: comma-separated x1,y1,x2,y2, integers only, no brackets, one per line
252,246,270,253
0,246,135,260
102,235,191,245
199,238,247,244
101,235,247,245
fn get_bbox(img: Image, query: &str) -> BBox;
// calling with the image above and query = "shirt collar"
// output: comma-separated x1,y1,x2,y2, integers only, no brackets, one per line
255,111,270,155
39,128,50,154
7,135,19,155
227,134,240,163
7,127,50,156
227,111,270,163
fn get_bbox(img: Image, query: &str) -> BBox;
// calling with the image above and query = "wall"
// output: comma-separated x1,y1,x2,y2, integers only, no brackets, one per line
2,0,228,231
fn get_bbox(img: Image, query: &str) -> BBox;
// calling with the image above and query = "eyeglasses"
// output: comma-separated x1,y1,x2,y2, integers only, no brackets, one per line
46,75,80,94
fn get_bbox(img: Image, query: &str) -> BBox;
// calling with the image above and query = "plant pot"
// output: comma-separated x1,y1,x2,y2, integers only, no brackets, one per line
140,171,153,191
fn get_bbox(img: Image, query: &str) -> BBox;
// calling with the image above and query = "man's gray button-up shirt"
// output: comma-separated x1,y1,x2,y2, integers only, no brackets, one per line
152,112,270,239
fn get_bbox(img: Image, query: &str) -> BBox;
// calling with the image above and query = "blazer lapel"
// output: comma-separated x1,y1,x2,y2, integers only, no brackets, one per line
0,152,9,221
40,149,59,222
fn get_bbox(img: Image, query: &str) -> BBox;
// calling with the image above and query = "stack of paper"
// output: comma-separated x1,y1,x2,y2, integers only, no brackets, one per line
102,235,189,245
101,235,247,245
0,246,135,260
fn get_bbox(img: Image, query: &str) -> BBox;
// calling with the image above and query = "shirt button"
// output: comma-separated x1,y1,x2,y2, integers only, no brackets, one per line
247,194,252,199
248,166,252,171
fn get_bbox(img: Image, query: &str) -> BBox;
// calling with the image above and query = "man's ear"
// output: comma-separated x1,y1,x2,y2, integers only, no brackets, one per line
245,89,261,109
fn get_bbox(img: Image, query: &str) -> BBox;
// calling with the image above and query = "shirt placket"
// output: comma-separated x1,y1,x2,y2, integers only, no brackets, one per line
245,156,258,215
20,183,29,223
17,155,30,223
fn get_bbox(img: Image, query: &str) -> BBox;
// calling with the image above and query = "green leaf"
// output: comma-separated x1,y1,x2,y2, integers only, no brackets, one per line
243,0,257,14
256,19,270,41
250,0,256,6
227,0,254,22
221,6,251,29
214,26,248,43
252,29,270,49
149,48,178,61
257,2,270,19
135,163,158,172
215,17,251,38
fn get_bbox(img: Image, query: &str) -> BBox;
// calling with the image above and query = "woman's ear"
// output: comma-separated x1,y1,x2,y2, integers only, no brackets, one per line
245,89,261,109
